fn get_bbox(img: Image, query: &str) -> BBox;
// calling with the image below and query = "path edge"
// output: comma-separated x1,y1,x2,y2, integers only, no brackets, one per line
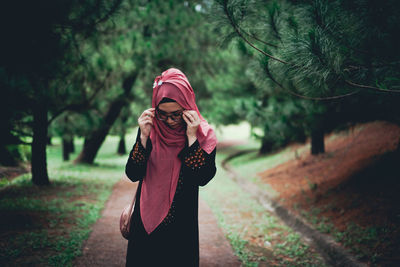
221,150,366,267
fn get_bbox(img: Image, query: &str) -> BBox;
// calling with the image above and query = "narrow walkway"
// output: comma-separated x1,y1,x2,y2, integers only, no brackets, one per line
199,198,240,267
74,176,240,267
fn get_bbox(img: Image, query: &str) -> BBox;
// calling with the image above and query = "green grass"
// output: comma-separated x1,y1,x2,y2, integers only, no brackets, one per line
227,128,394,265
227,142,310,198
199,149,326,266
299,208,387,263
0,133,136,266
229,143,306,177
213,121,252,141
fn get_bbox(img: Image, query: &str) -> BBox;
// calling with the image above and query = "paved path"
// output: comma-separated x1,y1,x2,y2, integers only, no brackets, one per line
198,198,240,267
74,176,240,267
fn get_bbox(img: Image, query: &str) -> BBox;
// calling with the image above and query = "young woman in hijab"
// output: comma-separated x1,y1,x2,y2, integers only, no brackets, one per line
124,68,217,266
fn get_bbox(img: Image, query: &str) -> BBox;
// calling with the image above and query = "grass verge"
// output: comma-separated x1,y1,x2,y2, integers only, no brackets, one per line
296,205,391,264
199,147,326,266
228,136,398,266
0,135,130,266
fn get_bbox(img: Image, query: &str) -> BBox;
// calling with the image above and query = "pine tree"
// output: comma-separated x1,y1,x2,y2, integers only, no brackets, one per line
213,0,400,154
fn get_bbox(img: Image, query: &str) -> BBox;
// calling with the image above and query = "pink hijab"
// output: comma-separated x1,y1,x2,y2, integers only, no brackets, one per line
140,68,217,234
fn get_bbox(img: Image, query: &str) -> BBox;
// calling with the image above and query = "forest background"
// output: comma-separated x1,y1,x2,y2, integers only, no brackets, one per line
1,0,400,266
1,0,400,185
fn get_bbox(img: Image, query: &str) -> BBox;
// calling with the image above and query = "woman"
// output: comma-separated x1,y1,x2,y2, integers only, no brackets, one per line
125,68,217,266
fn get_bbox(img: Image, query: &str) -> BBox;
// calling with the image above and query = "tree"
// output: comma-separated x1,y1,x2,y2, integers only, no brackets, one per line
74,70,139,163
50,112,78,161
212,0,400,154
73,0,242,164
0,0,123,185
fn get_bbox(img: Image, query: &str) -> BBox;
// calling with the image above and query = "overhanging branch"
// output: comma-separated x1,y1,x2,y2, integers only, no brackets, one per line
47,71,112,126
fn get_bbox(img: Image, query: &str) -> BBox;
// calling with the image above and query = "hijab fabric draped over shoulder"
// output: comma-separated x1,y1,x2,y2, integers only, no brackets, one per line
140,68,217,234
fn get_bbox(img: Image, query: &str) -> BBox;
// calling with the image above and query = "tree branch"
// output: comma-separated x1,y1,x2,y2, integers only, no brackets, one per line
47,71,112,126
222,1,288,64
93,0,123,26
221,1,400,95
345,80,400,93
263,59,360,100
285,87,361,100
244,30,278,48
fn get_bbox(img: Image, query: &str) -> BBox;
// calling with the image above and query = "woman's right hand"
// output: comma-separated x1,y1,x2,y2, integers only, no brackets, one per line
138,108,155,140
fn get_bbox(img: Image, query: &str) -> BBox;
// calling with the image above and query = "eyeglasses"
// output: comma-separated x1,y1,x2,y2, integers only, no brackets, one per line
155,108,184,122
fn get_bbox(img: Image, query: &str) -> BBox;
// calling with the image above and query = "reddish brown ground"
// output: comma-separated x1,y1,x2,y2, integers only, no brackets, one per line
258,121,400,265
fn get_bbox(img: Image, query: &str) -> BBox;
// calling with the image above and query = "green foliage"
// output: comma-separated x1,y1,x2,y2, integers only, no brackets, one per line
212,0,400,153
200,47,256,125
0,0,124,182
2,0,246,172
51,0,245,149
9,144,31,162
0,135,126,266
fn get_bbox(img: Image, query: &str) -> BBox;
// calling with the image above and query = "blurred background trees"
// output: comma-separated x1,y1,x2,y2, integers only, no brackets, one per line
213,0,400,154
0,0,245,185
1,0,400,185
0,0,124,184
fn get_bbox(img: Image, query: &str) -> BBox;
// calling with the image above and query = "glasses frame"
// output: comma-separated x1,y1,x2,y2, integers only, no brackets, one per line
155,107,185,122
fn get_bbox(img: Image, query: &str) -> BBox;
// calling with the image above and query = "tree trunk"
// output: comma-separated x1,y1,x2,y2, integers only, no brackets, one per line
62,115,72,161
74,72,138,164
117,134,126,155
68,137,75,153
311,127,325,155
31,104,50,185
259,139,273,154
62,137,70,161
64,115,75,154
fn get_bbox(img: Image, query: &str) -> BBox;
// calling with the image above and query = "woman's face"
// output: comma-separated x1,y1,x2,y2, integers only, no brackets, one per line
157,102,185,129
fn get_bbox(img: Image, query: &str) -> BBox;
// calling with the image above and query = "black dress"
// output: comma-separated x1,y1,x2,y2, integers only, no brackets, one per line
125,130,217,267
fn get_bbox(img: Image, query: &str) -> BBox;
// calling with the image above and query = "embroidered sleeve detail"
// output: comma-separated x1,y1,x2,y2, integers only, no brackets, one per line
184,146,206,170
131,142,146,164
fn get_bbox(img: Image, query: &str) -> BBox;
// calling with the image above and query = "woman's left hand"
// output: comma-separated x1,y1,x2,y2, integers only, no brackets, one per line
182,110,200,139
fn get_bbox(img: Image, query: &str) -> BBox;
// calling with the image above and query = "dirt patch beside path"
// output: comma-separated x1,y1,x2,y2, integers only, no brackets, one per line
258,121,400,265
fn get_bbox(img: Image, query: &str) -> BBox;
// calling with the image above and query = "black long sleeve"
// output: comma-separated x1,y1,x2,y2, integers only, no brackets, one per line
178,140,217,187
126,130,216,186
125,130,152,182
